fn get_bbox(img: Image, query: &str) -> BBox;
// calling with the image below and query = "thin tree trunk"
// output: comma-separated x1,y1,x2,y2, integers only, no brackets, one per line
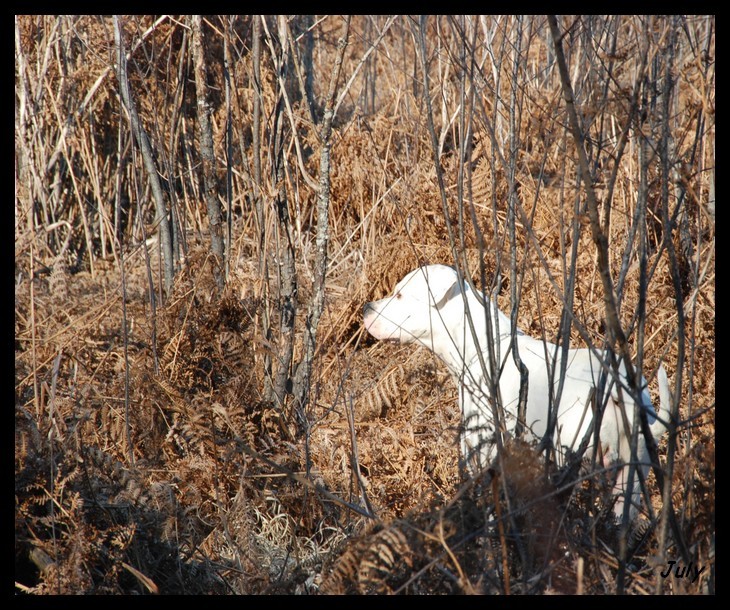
223,17,233,280
113,15,174,295
252,17,263,226
191,15,225,292
292,17,351,426
506,16,529,438
654,15,691,590
251,16,274,404
268,17,298,425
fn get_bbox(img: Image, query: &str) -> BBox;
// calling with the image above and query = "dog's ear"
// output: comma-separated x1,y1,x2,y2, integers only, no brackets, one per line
433,280,460,308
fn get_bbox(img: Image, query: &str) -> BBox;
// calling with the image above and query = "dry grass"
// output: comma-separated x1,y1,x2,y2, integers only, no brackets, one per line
15,15,714,594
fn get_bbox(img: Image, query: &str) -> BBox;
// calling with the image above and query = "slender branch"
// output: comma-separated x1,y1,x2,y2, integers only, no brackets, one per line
266,16,298,422
333,15,398,117
655,16,692,585
292,16,351,424
223,17,233,280
547,16,630,367
113,15,174,294
191,14,225,292
260,17,319,191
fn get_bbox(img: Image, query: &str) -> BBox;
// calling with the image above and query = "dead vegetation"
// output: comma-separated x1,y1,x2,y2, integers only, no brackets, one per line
15,15,714,594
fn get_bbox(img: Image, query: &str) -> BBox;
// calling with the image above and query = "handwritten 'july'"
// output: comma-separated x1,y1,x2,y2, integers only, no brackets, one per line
660,560,706,583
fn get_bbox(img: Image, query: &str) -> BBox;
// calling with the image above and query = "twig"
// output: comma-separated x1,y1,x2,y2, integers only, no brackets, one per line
346,396,376,518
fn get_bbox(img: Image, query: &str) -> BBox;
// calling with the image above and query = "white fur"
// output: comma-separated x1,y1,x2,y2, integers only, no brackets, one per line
363,264,670,520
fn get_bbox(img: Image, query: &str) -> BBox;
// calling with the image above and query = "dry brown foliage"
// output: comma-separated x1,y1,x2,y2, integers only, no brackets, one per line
16,15,714,594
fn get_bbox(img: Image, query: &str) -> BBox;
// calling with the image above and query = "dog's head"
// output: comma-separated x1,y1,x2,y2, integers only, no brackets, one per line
363,265,460,345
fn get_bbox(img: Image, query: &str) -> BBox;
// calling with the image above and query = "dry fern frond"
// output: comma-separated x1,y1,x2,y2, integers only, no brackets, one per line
321,522,413,594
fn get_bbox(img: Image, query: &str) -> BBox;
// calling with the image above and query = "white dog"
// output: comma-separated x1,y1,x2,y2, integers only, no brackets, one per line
363,264,671,520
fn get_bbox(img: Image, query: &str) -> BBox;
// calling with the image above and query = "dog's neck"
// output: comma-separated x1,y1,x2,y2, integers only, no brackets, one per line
427,283,514,378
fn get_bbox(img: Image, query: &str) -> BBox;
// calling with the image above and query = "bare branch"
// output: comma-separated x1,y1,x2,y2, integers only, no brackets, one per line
191,14,225,292
113,15,174,294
